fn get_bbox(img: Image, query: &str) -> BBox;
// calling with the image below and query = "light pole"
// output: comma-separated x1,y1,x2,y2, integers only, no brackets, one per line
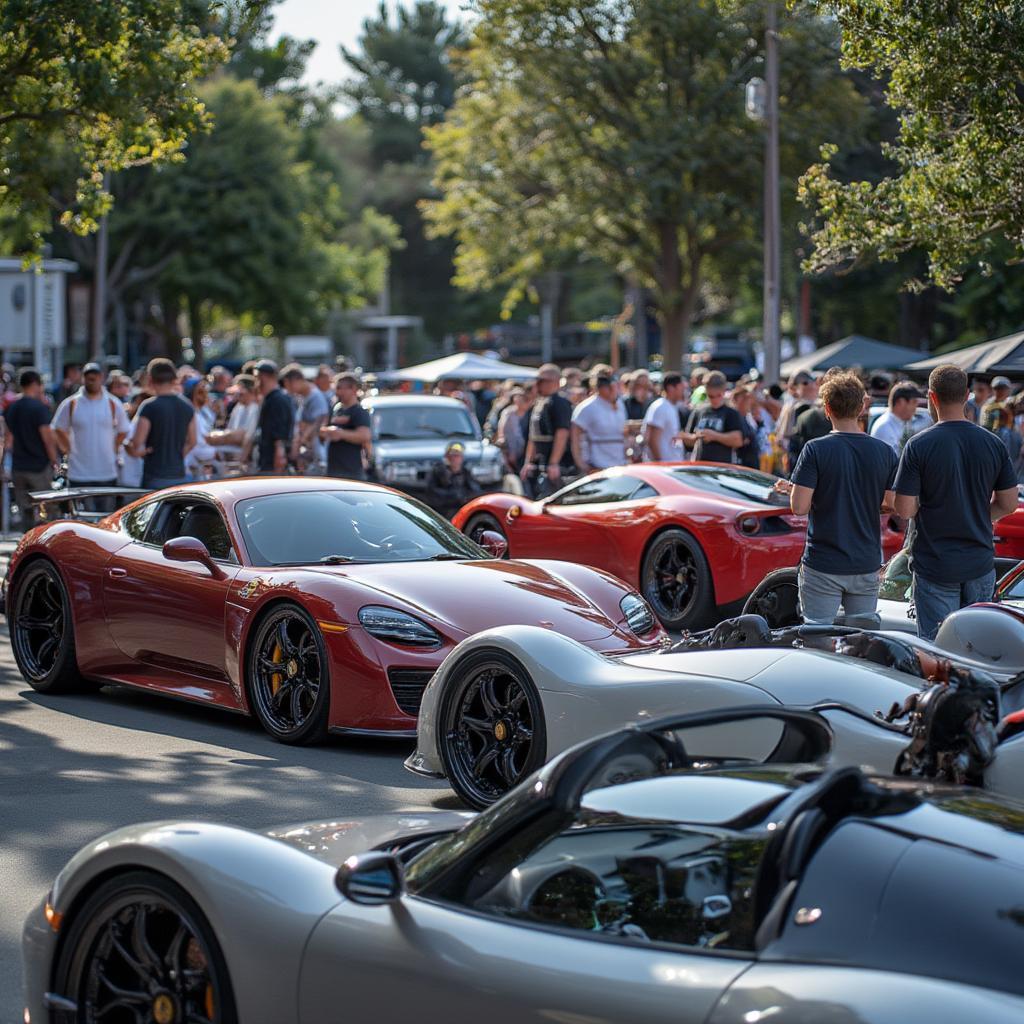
763,2,782,384
90,171,111,362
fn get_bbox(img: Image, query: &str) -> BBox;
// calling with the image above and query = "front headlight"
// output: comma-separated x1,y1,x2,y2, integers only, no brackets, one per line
621,593,656,636
382,461,421,484
358,605,442,647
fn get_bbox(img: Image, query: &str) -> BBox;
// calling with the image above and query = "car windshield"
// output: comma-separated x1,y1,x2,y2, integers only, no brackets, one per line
670,466,788,507
235,489,485,566
373,405,479,441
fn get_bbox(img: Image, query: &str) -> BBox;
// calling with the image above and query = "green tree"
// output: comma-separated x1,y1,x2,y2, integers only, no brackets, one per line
423,0,866,370
0,0,269,253
800,0,1024,291
86,78,398,363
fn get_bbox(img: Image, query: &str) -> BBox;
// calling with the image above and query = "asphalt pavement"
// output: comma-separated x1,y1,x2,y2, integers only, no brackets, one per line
0,535,451,1021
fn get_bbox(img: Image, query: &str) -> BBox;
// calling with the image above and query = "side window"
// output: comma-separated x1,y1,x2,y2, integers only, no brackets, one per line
550,476,654,507
148,500,236,562
123,501,157,541
467,820,763,953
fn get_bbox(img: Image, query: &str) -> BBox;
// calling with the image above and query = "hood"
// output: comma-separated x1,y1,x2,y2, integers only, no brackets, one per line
317,558,630,643
266,810,474,867
374,438,492,462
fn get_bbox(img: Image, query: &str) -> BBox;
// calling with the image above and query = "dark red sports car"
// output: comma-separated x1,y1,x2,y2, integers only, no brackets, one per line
453,462,905,631
3,478,664,743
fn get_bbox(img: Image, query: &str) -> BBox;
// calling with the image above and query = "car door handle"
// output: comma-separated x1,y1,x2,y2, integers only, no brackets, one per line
107,567,128,578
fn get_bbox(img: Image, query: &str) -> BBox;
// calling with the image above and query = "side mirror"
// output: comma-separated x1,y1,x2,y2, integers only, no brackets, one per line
335,851,405,906
162,536,224,579
479,529,508,559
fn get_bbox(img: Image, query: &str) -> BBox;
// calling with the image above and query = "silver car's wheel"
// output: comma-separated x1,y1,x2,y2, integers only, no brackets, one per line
743,568,801,628
439,650,546,809
54,871,237,1024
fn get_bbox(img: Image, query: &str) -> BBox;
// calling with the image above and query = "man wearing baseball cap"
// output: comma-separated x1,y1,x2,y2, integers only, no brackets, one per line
426,440,481,519
981,376,1014,432
52,361,130,502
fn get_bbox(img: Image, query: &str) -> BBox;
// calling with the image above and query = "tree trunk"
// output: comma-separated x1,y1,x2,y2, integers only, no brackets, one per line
159,293,184,362
188,294,205,371
654,222,700,372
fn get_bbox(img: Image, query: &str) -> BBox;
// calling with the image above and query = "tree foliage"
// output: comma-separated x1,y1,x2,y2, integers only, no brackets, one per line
0,0,269,253
800,0,1024,291
423,0,865,369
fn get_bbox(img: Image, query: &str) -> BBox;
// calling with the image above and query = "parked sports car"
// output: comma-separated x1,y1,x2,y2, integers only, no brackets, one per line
453,462,905,630
23,707,1024,1024
2,478,663,743
407,602,1024,807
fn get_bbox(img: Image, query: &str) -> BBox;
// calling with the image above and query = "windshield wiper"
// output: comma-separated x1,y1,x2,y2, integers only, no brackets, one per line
319,554,356,564
423,553,471,561
376,432,402,440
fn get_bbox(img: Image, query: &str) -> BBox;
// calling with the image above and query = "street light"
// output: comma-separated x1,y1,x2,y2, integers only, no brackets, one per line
747,4,781,384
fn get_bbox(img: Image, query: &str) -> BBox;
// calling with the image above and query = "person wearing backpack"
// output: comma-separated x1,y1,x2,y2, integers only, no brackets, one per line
52,362,130,504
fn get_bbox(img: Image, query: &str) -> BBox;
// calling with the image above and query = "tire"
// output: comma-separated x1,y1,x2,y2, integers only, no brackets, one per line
640,528,715,631
742,567,801,628
438,649,546,810
10,559,88,693
54,870,237,1024
247,604,330,744
463,512,509,556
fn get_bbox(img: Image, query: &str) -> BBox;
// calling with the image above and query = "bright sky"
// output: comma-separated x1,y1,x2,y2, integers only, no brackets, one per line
272,0,467,88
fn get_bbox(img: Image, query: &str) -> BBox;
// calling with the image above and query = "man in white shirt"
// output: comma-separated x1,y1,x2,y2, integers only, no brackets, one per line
870,382,932,453
52,362,130,491
642,372,686,460
570,369,626,474
207,374,260,462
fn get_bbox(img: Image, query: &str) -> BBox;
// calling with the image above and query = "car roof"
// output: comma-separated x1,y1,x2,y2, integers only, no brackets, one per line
127,476,404,508
591,461,781,495
364,394,471,410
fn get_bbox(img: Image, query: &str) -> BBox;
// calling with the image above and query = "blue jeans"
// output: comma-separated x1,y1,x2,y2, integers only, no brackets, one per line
798,563,882,629
913,569,996,641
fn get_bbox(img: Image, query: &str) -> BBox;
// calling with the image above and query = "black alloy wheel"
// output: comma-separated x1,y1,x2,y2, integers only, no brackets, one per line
742,568,801,628
462,513,510,556
248,605,330,744
439,650,546,810
641,528,715,631
55,871,237,1024
10,559,87,693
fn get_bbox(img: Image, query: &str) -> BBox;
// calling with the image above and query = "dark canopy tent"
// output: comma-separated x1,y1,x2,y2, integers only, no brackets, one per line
781,335,925,377
906,331,1024,376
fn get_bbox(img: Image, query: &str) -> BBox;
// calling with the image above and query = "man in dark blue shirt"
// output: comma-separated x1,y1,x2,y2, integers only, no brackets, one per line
254,360,295,474
775,371,897,627
4,368,58,529
894,364,1018,639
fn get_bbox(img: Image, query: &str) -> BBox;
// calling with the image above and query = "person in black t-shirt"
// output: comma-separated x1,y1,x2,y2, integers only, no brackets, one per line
321,373,371,480
253,360,295,474
426,441,482,518
128,358,196,489
680,370,744,464
521,363,574,498
894,363,1018,640
775,372,897,628
4,368,58,528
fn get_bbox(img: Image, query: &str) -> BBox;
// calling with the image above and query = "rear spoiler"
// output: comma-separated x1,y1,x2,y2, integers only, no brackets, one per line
30,487,150,521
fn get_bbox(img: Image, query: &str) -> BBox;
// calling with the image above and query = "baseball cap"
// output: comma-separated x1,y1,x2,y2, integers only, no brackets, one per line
789,370,815,386
254,359,279,375
82,361,103,375
992,375,1012,389
446,441,465,455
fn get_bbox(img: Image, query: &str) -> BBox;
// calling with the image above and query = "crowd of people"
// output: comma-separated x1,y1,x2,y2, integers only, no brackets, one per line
1,351,1020,643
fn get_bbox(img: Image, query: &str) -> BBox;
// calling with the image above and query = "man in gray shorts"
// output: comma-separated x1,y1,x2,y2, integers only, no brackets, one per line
775,372,898,628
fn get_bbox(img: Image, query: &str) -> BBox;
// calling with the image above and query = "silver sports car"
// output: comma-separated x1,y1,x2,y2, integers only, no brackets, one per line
22,708,1024,1024
407,602,1024,807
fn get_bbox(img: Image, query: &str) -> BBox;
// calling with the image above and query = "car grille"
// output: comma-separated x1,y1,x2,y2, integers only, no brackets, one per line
387,668,435,717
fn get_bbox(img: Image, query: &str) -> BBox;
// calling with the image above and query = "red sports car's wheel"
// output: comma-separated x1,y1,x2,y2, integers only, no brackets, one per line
438,649,546,810
463,512,509,556
10,559,88,693
641,529,715,631
55,870,237,1024
742,568,801,628
248,605,330,745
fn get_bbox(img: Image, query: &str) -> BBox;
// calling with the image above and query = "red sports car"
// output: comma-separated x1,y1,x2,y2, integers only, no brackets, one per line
454,462,905,631
2,478,665,744
995,491,1024,563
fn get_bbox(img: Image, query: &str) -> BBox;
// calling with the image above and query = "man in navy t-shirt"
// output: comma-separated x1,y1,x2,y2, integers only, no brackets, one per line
775,372,897,627
894,364,1018,640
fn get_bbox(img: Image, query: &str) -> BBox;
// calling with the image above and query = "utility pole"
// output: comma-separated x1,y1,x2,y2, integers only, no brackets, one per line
762,2,782,384
90,171,111,362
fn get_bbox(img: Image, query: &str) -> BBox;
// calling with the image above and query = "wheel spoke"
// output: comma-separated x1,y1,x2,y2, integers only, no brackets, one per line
460,714,493,737
18,614,57,630
471,741,499,778
289,684,307,725
276,620,294,658
270,678,297,713
103,926,149,983
496,746,520,786
36,635,60,667
130,905,161,974
165,921,188,976
477,673,501,717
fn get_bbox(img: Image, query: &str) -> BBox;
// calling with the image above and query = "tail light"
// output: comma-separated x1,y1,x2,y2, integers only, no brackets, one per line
737,515,761,535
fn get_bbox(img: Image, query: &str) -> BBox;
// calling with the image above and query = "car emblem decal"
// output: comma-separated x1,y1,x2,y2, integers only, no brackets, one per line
239,577,271,600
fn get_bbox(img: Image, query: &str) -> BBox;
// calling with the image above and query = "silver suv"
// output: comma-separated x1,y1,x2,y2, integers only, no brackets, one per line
365,394,504,493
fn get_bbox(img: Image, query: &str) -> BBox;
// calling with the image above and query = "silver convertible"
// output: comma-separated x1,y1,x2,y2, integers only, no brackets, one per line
23,709,1024,1024
407,601,1024,808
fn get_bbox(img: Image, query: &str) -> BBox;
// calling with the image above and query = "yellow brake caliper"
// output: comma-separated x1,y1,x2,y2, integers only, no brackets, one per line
271,642,283,695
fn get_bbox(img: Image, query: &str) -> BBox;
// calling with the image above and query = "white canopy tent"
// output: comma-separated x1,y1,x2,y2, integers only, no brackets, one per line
380,351,538,383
